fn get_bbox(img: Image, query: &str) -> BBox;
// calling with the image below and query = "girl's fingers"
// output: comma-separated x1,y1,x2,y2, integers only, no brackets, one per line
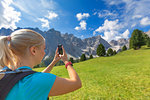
56,53,59,57
55,47,58,55
62,46,66,55
60,55,62,58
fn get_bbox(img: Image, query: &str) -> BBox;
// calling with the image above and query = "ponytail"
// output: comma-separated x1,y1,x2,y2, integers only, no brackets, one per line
0,36,15,70
0,29,45,70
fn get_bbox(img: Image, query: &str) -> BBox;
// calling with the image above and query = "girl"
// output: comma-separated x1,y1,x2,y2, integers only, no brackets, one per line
0,29,82,100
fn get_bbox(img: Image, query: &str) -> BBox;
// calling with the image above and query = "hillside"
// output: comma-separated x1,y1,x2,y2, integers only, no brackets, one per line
34,46,150,100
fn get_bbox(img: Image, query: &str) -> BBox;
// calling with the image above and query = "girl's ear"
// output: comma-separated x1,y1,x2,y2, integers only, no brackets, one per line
30,46,36,56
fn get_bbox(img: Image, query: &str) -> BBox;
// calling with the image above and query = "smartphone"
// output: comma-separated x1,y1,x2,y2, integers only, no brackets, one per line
58,44,63,55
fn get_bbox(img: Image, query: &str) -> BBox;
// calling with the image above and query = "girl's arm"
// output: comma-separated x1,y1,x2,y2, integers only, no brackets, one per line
48,46,82,96
42,47,61,73
42,61,56,73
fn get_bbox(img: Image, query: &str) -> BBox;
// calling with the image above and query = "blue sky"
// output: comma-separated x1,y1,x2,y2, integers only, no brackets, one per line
0,0,150,42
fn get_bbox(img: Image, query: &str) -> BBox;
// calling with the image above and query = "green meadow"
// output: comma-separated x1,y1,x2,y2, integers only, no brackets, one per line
34,46,150,100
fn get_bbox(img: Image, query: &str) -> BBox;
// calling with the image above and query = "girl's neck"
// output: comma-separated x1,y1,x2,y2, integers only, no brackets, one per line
15,60,34,70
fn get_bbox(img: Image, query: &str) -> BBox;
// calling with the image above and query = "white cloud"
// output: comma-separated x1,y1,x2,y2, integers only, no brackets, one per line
0,0,21,30
94,19,121,32
132,15,142,19
93,19,127,41
104,0,150,29
12,0,57,17
76,13,90,21
105,0,123,5
122,29,129,38
38,18,50,28
97,10,118,18
46,11,58,20
131,23,136,28
74,27,80,30
12,0,58,29
75,13,89,31
75,20,87,30
80,21,87,30
104,0,132,6
40,0,56,9
140,17,150,26
93,12,97,15
81,35,84,38
12,0,30,14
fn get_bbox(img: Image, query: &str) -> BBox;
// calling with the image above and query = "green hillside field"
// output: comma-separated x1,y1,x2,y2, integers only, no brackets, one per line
34,46,150,100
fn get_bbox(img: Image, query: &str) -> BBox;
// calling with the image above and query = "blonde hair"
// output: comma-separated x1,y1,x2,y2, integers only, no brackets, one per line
0,29,45,70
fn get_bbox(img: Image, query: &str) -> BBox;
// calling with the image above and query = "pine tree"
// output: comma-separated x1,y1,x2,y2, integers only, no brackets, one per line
89,54,93,59
107,48,114,56
80,54,86,61
113,50,117,55
96,43,106,57
122,45,127,51
143,33,149,45
106,53,109,56
69,57,74,63
129,29,145,50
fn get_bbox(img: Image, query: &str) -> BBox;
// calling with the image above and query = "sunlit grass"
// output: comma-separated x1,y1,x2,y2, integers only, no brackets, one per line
34,46,150,100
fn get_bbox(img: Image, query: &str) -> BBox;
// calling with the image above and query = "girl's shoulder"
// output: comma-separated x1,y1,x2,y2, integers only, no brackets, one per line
22,72,56,85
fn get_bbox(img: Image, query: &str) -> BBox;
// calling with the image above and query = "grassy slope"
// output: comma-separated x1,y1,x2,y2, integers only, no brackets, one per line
34,46,150,100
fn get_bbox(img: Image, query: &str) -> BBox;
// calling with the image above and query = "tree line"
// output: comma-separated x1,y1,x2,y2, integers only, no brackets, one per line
34,43,127,68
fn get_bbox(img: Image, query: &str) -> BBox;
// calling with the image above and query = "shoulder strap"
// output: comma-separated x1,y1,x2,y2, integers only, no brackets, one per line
0,66,12,72
0,69,37,100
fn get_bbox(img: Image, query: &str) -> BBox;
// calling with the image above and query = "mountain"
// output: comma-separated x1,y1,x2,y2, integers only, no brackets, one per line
82,35,111,55
0,27,111,59
0,28,13,36
109,38,129,52
61,33,111,57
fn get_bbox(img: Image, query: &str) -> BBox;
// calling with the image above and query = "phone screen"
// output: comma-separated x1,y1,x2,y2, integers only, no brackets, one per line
58,44,63,55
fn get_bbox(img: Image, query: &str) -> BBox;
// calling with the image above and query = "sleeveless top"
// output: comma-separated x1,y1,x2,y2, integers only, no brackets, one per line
5,66,56,100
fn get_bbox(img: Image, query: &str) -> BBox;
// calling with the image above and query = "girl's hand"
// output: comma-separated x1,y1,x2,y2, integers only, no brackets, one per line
52,47,61,64
60,45,69,64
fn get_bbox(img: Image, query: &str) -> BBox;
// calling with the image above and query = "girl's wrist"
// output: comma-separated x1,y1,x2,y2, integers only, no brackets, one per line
65,61,73,69
64,61,69,65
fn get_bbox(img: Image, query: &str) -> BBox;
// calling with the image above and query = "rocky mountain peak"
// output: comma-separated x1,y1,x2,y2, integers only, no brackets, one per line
109,38,129,52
